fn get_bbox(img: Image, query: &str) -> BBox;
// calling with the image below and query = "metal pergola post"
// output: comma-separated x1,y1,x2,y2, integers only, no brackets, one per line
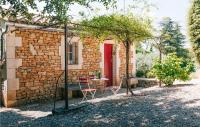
52,23,88,115
64,24,69,109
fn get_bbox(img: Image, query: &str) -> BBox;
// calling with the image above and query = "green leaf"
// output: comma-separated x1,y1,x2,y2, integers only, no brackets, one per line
188,0,200,64
150,53,194,86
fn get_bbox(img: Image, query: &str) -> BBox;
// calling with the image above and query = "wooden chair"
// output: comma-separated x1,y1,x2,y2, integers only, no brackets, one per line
78,77,96,101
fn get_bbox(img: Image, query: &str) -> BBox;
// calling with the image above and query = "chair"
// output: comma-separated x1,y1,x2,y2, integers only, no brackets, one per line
78,77,96,101
88,75,95,85
88,75,95,80
109,76,125,95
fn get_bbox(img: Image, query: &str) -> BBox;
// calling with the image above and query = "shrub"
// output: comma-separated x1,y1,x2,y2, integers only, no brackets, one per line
136,69,145,77
150,53,195,86
136,63,150,78
146,71,155,78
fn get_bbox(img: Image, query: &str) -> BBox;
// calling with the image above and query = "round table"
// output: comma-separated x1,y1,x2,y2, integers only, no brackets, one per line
91,78,109,93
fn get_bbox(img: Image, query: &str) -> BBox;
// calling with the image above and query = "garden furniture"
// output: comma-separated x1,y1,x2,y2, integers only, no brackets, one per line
78,77,97,101
91,77,109,93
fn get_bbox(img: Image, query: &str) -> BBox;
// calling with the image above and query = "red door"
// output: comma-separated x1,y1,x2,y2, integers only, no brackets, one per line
104,44,113,86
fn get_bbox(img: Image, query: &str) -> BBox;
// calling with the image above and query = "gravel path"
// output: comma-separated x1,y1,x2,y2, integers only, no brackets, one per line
0,79,200,127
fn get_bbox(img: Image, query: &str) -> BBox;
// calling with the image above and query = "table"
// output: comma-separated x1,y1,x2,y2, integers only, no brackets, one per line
91,78,109,93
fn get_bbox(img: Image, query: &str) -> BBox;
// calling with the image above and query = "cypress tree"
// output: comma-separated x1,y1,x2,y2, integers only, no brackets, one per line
188,0,200,63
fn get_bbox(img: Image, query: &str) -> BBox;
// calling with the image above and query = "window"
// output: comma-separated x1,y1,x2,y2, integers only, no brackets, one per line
68,42,78,65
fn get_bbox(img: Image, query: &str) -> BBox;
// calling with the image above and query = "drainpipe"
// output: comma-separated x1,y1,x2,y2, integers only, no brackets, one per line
1,24,8,61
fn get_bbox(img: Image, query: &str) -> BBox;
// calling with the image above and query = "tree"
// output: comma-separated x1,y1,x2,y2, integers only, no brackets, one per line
159,17,189,59
151,53,195,86
152,35,167,87
0,0,116,23
151,18,191,87
80,14,152,95
188,0,200,64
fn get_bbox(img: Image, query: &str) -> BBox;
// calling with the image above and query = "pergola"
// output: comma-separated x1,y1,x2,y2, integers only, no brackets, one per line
1,15,148,114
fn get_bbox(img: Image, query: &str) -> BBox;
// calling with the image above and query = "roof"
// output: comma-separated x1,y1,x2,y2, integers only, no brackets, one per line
0,9,86,31
1,8,59,26
6,15,52,26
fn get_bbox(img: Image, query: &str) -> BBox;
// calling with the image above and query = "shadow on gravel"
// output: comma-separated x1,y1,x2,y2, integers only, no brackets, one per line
1,86,200,127
0,110,35,126
164,83,195,88
81,89,200,127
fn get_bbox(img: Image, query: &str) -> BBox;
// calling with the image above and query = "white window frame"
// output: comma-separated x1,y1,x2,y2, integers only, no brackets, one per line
59,36,83,70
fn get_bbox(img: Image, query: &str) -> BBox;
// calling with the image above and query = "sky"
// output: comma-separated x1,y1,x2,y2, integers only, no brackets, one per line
2,0,192,46
69,0,191,29
3,0,191,37
149,0,191,47
116,0,190,32
150,0,190,34
68,0,192,47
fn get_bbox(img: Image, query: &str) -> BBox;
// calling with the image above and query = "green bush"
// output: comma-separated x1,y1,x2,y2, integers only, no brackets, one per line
136,63,150,78
150,53,195,86
136,70,145,77
146,71,155,78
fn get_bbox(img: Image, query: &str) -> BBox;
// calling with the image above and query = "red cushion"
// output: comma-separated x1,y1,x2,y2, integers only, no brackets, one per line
79,82,88,84
79,77,87,80
79,77,88,84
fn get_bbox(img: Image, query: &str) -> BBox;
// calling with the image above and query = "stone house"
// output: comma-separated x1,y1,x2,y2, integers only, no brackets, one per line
0,19,136,107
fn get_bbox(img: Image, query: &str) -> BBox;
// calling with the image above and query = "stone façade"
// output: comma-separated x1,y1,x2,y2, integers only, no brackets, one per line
1,24,136,107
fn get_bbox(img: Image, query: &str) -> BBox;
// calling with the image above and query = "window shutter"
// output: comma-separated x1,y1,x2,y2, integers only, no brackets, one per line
74,42,78,64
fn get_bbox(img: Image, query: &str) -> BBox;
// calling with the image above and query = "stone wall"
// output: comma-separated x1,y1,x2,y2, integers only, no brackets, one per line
14,30,103,105
119,43,134,77
68,37,101,82
137,78,158,88
15,29,63,104
3,26,135,107
0,61,6,105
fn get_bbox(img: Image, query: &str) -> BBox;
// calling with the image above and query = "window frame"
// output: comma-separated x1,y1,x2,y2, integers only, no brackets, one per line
68,42,78,65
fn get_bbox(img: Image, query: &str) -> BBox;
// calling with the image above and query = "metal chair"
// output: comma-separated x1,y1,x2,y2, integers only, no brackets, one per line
78,77,96,101
110,76,125,95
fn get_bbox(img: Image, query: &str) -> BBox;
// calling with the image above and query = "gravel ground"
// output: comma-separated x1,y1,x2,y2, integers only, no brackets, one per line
0,79,200,127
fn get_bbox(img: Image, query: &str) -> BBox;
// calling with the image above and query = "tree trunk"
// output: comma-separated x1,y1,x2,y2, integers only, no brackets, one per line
125,41,134,95
159,48,162,87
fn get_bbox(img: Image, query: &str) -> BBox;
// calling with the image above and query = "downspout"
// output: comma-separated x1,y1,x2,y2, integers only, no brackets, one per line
1,25,8,61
